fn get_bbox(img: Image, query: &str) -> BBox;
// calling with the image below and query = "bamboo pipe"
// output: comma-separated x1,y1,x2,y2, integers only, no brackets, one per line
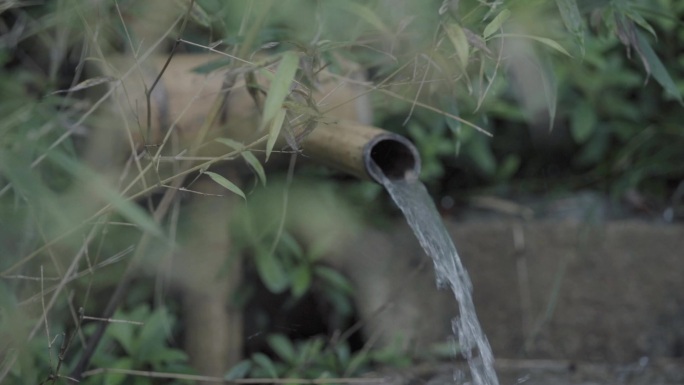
93,53,420,182
302,119,420,182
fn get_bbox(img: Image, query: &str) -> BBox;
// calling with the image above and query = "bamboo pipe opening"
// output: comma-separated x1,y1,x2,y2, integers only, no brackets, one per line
364,133,421,183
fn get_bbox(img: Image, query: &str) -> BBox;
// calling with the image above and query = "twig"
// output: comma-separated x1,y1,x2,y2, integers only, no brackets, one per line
402,54,431,126
81,367,387,384
68,174,182,381
325,71,492,137
18,245,134,306
79,316,144,326
3,274,61,281
40,266,52,366
144,0,196,143
28,231,96,342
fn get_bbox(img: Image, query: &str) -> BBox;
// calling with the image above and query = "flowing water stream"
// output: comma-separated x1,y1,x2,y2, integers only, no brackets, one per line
378,173,500,385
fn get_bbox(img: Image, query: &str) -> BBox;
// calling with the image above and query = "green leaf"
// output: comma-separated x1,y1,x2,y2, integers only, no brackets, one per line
279,231,304,259
635,30,683,104
225,360,253,380
466,135,496,177
328,2,392,36
148,348,188,364
191,58,232,74
215,138,266,186
299,337,325,363
267,334,297,364
266,108,287,161
108,313,135,355
254,247,289,293
624,8,657,38
532,36,572,57
493,33,572,56
204,171,246,199
483,9,511,39
570,100,597,143
539,53,558,130
315,266,353,294
335,343,351,367
241,151,267,186
574,125,609,166
260,51,299,132
440,94,462,156
135,307,171,364
214,137,243,150
104,358,133,385
496,155,521,180
555,0,585,53
252,353,279,378
291,265,311,298
444,23,470,69
346,351,369,376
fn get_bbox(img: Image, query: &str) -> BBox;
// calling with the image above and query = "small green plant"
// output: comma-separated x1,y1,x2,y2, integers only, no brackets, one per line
78,305,194,385
225,333,411,382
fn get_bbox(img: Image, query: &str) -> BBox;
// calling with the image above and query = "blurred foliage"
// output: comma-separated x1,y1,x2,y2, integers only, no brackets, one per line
0,0,683,384
225,333,411,381
79,305,194,385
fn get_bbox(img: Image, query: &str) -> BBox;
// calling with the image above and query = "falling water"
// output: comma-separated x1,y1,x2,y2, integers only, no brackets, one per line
378,174,499,385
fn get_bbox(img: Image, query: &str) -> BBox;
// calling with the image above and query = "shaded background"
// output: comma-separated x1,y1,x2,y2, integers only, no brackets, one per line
1,0,683,384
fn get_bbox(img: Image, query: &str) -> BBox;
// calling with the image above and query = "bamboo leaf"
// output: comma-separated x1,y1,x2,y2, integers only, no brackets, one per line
539,53,559,130
215,138,266,186
493,33,572,56
444,23,470,69
214,137,243,150
635,30,683,104
241,151,267,186
624,8,657,38
265,108,287,161
531,36,572,57
204,171,246,199
260,51,299,132
483,9,510,39
328,1,392,36
555,0,585,54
